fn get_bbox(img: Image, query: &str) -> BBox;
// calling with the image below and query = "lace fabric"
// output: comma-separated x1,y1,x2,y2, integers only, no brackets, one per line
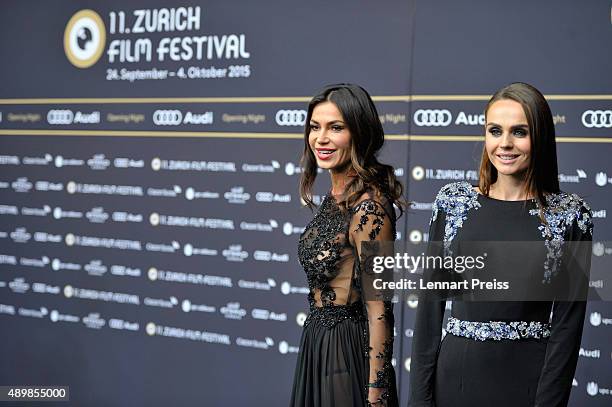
296,190,398,406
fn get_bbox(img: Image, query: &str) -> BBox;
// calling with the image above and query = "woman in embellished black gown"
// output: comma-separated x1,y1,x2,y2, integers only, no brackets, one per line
290,84,405,407
409,83,593,407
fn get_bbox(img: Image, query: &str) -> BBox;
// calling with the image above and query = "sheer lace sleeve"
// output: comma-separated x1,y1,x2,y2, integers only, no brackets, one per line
349,196,396,406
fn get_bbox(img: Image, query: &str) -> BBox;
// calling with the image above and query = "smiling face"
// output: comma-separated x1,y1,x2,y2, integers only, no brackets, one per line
485,99,532,178
308,101,352,172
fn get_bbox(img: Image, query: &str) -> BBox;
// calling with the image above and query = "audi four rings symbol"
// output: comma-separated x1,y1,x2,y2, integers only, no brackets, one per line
153,110,183,125
413,109,452,127
276,110,307,126
47,109,74,125
582,110,612,128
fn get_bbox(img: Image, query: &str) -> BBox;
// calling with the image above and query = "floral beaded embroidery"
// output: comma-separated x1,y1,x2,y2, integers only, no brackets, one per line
352,199,397,241
298,193,349,306
370,308,394,385
529,192,594,283
446,317,551,341
351,198,396,405
303,301,365,329
298,192,397,404
430,181,481,254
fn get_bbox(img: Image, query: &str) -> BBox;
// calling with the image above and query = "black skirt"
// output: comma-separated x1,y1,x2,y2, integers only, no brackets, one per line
434,333,548,407
290,305,399,407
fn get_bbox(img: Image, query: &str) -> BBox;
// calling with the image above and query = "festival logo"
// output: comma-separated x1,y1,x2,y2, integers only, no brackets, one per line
64,10,106,68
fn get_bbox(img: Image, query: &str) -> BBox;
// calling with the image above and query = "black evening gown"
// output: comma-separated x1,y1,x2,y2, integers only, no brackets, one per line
290,189,399,407
409,182,593,407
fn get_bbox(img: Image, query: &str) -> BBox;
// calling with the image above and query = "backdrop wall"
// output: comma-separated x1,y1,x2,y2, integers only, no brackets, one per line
0,1,610,405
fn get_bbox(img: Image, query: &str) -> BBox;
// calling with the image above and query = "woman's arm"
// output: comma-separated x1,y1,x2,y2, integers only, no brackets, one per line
408,193,448,407
534,202,593,407
350,197,396,406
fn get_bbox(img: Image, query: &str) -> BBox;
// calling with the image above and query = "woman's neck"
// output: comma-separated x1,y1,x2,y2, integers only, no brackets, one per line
330,168,352,196
489,173,532,201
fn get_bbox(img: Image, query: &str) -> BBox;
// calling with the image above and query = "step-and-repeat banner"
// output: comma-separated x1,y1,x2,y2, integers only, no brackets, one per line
0,1,610,405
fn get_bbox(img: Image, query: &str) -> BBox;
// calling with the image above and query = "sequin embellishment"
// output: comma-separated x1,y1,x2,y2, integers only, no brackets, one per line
352,199,396,404
430,181,481,254
446,317,551,341
304,301,365,329
529,192,593,283
298,193,349,306
298,192,397,404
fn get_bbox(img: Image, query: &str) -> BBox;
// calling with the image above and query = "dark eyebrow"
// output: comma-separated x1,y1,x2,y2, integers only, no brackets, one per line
309,119,346,125
486,122,528,128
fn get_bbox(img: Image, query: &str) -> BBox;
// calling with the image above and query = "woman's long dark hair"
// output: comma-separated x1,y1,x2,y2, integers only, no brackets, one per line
299,83,405,216
478,82,560,210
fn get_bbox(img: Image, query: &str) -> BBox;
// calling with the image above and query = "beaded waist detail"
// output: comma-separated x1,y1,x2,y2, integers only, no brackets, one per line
446,316,551,341
304,302,365,329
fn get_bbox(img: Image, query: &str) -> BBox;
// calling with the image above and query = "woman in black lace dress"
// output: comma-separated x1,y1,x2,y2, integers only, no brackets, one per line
408,83,593,407
290,84,405,407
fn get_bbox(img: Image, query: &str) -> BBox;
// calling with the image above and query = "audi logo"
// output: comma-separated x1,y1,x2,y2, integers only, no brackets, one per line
47,109,74,125
413,109,452,127
582,110,612,128
153,110,182,126
276,110,307,126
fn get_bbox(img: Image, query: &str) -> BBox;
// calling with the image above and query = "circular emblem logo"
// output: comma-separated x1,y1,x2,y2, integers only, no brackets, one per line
64,10,106,68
